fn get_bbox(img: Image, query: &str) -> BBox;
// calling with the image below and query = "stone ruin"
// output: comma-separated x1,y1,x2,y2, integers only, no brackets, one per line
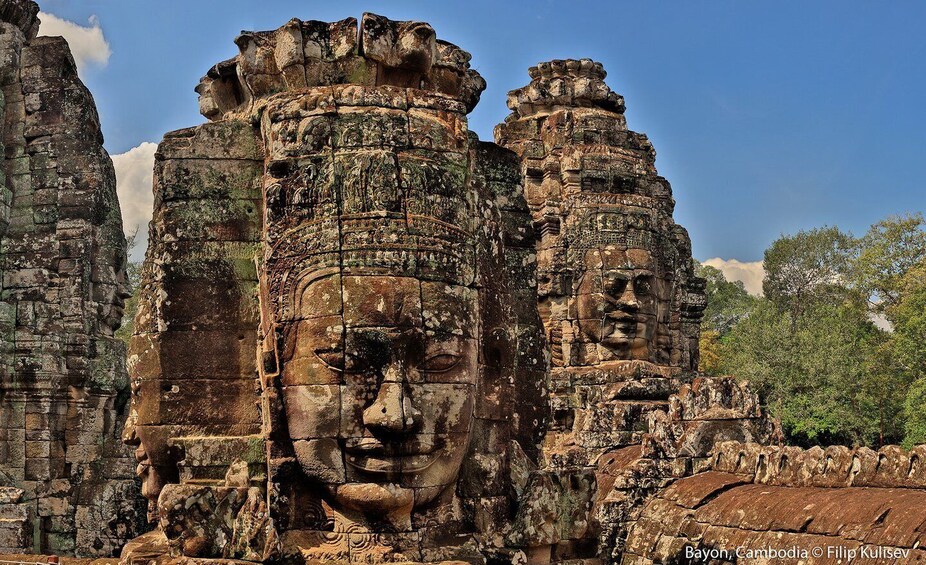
624,441,926,563
117,13,776,565
496,59,705,374
122,13,546,564
0,0,143,557
2,4,926,565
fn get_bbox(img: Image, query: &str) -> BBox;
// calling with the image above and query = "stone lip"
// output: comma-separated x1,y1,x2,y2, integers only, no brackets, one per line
195,12,486,121
0,0,40,39
506,58,626,118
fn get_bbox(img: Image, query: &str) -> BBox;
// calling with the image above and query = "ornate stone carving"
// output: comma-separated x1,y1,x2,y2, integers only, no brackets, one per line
121,13,546,564
496,58,705,372
106,15,925,565
496,61,715,563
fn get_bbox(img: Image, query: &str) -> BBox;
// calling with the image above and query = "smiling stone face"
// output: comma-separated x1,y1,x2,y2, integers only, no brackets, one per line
118,13,551,564
280,274,477,514
575,248,666,361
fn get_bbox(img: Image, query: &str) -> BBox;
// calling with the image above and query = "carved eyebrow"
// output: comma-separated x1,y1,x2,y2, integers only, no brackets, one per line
424,338,464,355
352,327,421,341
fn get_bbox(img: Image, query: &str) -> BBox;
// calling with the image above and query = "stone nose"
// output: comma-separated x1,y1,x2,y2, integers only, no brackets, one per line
122,416,139,446
617,282,640,310
362,362,422,434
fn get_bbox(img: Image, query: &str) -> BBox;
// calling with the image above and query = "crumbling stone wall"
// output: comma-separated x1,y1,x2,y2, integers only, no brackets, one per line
0,0,143,556
623,441,926,563
594,379,779,562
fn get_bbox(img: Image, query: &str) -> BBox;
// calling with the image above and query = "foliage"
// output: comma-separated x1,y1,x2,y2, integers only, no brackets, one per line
904,378,926,448
699,329,722,376
695,262,757,335
886,263,926,375
852,213,926,313
719,297,887,446
705,220,926,448
890,262,926,446
762,226,857,324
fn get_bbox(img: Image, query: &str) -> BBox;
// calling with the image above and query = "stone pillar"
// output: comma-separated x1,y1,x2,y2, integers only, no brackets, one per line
0,0,143,556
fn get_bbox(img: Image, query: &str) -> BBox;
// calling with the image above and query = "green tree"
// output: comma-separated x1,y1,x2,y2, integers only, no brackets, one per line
721,297,887,446
888,261,926,446
695,262,757,335
707,217,926,448
763,226,857,328
852,213,926,313
699,329,723,376
904,378,926,447
719,227,899,447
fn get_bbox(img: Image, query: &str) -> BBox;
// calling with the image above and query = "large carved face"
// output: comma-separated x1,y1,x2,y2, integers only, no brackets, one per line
280,273,477,516
122,413,175,522
576,248,664,360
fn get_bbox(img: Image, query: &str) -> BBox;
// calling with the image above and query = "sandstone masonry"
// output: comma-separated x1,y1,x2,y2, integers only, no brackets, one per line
0,0,143,556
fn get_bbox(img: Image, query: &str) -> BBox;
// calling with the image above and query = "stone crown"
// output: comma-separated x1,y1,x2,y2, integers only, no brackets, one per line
528,59,607,81
196,12,487,121
507,58,626,118
0,0,39,38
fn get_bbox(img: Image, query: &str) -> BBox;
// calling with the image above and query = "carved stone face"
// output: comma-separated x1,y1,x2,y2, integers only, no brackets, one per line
576,248,663,360
122,414,174,522
94,231,133,336
281,273,476,516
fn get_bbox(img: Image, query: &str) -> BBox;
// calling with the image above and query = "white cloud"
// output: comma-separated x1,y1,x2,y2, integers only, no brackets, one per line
38,12,111,73
703,258,766,296
112,142,157,262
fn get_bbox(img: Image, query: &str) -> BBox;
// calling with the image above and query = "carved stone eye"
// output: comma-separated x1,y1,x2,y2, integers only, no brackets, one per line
314,349,367,374
419,354,461,373
604,277,628,297
634,277,653,297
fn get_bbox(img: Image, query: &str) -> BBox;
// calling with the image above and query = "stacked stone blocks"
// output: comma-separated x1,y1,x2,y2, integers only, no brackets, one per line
0,0,143,556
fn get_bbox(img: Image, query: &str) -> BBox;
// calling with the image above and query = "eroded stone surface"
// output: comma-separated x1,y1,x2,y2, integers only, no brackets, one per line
0,0,143,556
61,12,926,565
495,61,722,564
623,458,926,564
121,13,546,565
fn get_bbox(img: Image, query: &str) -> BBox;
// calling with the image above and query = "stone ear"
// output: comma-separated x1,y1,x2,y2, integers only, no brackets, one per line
257,261,281,382
260,333,280,380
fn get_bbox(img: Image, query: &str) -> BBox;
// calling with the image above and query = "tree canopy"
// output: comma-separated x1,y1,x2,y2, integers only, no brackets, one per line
705,214,926,448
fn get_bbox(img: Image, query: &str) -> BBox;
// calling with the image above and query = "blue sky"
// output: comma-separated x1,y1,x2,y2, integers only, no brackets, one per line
37,1,926,280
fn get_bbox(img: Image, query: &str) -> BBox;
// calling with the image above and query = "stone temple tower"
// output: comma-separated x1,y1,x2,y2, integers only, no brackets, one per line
0,0,143,556
496,60,706,469
495,60,714,561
